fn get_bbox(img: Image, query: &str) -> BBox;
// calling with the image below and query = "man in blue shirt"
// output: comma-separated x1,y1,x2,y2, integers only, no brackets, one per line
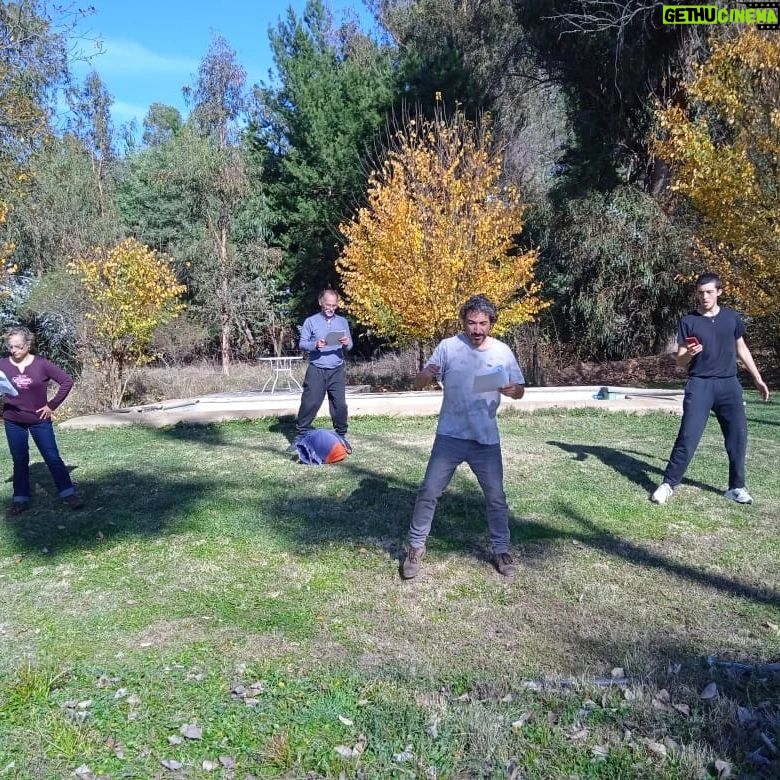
294,289,353,452
651,272,770,506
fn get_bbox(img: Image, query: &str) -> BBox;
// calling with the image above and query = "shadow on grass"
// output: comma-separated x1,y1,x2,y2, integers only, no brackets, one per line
513,502,780,608
252,450,523,566
199,434,780,609
268,414,298,445
146,421,235,448
747,416,780,427
1,463,219,556
546,440,722,495
269,466,414,558
6,426,775,610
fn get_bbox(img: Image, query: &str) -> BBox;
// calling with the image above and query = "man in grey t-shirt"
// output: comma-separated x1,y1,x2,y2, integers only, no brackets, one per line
402,295,525,579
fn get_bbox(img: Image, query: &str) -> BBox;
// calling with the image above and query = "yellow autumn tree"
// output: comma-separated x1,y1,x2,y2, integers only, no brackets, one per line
337,106,546,357
0,200,16,296
68,238,186,407
654,29,780,317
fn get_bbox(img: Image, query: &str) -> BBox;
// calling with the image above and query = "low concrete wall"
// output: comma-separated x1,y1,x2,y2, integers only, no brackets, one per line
60,385,684,429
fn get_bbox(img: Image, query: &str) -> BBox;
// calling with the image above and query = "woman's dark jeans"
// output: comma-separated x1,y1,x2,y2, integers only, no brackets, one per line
4,419,75,503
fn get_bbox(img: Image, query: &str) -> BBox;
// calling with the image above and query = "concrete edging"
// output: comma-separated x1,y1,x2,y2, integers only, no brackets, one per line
59,385,684,429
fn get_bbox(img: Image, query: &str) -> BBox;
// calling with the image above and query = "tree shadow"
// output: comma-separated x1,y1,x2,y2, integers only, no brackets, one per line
152,419,291,453
512,502,780,608
546,440,721,495
747,416,780,427
3,461,78,486
148,421,235,448
268,465,414,558
264,457,527,568
267,414,298,445
1,466,219,557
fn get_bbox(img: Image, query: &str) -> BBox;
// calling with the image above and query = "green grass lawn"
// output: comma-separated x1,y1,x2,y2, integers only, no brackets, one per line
1,397,778,778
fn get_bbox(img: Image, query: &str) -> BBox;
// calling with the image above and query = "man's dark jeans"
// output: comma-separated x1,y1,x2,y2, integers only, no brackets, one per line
295,364,348,437
4,419,75,503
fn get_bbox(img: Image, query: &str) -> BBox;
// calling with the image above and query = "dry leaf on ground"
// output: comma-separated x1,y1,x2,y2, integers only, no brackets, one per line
393,744,414,762
643,739,667,759
180,723,203,740
714,758,732,778
700,682,718,700
511,711,533,733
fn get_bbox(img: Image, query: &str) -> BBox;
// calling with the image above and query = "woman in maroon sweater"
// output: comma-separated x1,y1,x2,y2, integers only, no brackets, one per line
0,327,82,515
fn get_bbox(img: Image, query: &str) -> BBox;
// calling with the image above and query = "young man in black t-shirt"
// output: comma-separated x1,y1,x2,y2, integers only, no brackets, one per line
651,273,770,505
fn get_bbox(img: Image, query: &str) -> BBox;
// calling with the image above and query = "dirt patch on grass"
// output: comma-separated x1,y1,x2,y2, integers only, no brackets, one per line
128,617,219,650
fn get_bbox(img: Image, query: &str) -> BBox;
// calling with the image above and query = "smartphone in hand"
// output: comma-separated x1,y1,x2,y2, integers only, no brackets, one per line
685,336,700,348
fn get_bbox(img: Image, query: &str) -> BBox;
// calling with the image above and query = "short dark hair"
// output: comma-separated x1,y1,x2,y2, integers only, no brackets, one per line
695,272,722,290
459,295,498,324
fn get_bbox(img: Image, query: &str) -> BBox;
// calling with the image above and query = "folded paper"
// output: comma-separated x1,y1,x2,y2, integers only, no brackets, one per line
473,366,508,393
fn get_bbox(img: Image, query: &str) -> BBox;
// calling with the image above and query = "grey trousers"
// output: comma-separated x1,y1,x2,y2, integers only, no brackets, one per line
408,434,510,553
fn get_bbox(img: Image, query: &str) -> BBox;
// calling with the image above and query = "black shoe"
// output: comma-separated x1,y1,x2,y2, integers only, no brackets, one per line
338,436,353,455
63,494,84,510
6,501,29,517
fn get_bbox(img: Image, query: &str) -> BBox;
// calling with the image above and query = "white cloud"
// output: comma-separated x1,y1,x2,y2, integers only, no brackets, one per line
82,38,198,76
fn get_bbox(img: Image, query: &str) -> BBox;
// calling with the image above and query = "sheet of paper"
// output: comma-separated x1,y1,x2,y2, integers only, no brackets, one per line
473,366,508,393
0,369,18,397
324,330,345,346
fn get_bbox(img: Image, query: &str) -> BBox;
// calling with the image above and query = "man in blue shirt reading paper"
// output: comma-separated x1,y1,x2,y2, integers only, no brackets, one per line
293,288,353,453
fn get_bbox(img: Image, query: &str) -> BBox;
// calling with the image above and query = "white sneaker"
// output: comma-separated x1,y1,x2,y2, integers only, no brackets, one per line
651,483,673,505
724,488,753,504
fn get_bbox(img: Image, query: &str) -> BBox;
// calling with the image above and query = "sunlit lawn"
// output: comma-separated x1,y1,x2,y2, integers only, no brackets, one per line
0,396,778,778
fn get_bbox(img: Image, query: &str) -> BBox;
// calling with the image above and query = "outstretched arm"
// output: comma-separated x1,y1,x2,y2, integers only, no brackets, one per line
736,337,770,401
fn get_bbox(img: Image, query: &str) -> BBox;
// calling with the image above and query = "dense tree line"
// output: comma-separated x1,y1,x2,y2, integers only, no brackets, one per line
0,0,776,403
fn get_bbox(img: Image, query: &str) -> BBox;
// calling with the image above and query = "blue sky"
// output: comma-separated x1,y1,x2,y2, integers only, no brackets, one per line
69,0,376,130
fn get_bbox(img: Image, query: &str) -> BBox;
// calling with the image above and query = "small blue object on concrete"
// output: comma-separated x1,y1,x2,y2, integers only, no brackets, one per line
592,386,625,401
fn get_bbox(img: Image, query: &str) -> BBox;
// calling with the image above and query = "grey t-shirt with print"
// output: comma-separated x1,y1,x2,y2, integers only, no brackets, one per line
427,334,524,446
